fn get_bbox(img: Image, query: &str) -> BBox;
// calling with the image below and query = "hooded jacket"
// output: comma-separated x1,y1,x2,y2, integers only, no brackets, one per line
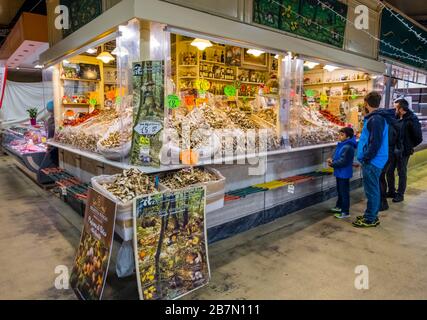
399,110,423,156
331,136,357,179
357,109,390,169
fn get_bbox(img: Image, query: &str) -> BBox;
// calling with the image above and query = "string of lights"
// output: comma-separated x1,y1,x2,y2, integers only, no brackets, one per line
375,0,427,45
316,0,426,64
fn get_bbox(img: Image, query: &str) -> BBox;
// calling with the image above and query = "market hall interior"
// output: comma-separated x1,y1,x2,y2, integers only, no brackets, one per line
1,153,426,300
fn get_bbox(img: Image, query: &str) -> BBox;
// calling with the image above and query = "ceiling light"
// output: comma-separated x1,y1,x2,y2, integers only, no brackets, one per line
96,52,115,64
86,48,97,54
191,38,213,51
34,65,44,69
63,59,70,64
274,54,280,59
304,61,319,69
16,67,20,70
323,65,339,72
247,49,265,57
111,47,129,57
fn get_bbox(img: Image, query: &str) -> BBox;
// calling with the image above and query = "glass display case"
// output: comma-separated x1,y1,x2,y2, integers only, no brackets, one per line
2,123,48,156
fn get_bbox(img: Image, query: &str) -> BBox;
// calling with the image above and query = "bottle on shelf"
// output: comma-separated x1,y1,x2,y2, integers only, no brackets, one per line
213,50,218,62
202,51,207,61
221,51,225,63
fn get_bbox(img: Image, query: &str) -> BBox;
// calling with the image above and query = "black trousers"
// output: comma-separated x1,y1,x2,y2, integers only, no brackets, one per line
387,154,410,197
380,158,392,208
336,178,350,214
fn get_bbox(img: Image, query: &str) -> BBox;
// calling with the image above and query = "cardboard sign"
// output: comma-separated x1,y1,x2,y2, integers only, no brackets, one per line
70,188,117,300
133,186,210,300
167,94,181,109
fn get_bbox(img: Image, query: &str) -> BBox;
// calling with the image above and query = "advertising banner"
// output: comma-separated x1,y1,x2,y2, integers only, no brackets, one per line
133,186,210,300
70,188,117,300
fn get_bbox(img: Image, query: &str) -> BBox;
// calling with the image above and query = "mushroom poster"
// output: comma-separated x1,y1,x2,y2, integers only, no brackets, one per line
133,186,210,300
70,188,117,300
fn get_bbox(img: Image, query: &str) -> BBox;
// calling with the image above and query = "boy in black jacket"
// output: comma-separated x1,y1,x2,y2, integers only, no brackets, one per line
387,99,423,203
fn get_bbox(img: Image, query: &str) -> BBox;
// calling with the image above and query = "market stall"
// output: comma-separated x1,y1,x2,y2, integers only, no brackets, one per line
37,11,386,244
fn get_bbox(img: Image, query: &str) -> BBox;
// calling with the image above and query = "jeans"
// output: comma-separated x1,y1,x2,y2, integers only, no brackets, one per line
387,154,410,197
379,158,391,208
362,163,382,222
336,178,350,214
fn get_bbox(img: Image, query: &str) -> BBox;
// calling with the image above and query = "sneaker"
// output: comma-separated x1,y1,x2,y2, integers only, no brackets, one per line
330,207,342,213
334,213,350,219
392,195,404,203
353,218,380,228
356,215,364,221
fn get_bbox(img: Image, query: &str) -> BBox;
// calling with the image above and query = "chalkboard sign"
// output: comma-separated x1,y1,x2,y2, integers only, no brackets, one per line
253,0,348,49
379,8,427,70
61,0,103,37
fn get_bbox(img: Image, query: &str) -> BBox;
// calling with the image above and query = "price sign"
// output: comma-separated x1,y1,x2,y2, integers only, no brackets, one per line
115,96,122,105
134,121,163,136
288,184,295,194
139,136,150,146
305,89,316,98
224,85,237,97
195,79,210,91
184,95,195,107
167,94,181,109
89,98,97,106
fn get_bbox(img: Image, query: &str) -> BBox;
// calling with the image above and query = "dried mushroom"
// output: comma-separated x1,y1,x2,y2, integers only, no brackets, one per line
101,169,157,202
160,168,218,189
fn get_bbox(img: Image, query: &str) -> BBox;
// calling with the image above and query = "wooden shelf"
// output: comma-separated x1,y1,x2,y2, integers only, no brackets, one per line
199,77,235,82
304,79,371,87
241,81,264,85
200,60,226,66
179,65,198,67
61,78,100,82
179,76,197,79
62,103,92,107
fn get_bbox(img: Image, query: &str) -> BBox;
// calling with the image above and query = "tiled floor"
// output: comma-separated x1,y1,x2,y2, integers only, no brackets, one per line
1,154,427,300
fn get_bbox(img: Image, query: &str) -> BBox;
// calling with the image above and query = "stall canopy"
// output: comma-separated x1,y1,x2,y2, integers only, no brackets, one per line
0,81,53,124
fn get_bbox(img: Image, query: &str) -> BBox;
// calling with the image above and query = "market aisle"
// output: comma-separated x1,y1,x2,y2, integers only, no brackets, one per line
1,153,427,299
187,162,427,300
0,155,80,299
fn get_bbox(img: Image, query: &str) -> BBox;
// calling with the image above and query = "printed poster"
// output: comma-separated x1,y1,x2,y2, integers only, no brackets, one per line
131,61,165,167
133,186,210,300
70,188,117,300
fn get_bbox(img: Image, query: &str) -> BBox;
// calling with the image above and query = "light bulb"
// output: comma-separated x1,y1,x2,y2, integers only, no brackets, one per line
96,52,115,64
323,65,339,72
304,61,319,69
247,49,265,57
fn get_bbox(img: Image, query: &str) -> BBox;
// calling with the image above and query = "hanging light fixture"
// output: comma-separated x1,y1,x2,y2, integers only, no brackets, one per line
191,38,213,51
323,65,339,72
86,48,97,54
96,52,115,64
304,61,319,69
247,49,265,57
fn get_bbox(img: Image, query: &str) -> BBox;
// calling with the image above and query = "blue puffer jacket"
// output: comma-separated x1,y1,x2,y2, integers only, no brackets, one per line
331,136,357,179
357,109,390,169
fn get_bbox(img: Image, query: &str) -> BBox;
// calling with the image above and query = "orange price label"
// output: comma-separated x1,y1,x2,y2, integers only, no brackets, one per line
184,95,195,106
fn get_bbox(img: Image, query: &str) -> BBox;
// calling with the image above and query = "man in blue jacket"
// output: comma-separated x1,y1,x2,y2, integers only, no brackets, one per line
353,92,389,228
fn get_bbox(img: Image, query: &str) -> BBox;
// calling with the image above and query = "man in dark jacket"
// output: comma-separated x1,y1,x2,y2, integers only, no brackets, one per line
387,98,423,203
353,92,389,228
379,109,402,211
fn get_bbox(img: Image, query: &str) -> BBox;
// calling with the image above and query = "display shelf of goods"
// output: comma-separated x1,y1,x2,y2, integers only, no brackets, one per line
3,125,48,155
289,104,343,148
304,79,370,86
159,167,225,213
61,78,100,83
55,97,133,155
166,93,280,160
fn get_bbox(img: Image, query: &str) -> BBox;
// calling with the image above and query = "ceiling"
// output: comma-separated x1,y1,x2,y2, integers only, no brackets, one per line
386,0,427,28
0,0,46,47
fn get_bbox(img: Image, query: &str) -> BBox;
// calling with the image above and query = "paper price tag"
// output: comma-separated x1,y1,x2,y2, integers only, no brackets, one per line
167,94,181,109
288,184,295,194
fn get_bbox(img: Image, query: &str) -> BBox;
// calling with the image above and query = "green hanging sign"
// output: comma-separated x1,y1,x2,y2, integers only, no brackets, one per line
224,85,237,97
167,94,181,109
